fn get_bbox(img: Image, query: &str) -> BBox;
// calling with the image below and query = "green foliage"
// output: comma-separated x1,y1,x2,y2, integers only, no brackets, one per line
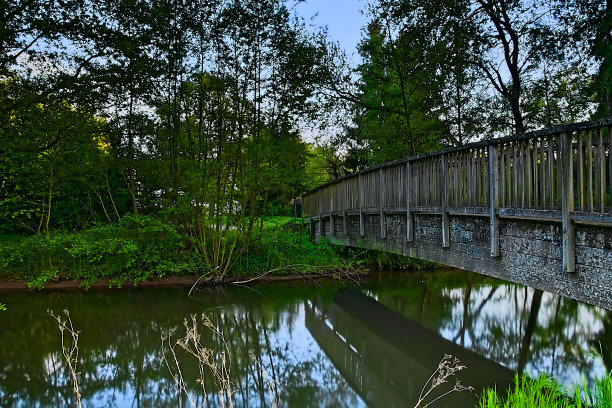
231,219,349,278
0,303,6,311
479,372,612,408
0,214,204,288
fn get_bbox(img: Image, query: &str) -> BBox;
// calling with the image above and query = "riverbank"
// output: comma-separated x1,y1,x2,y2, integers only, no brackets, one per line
0,269,373,293
0,215,431,292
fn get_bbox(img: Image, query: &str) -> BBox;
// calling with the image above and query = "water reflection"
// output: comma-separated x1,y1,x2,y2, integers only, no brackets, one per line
0,284,364,407
0,270,610,407
306,290,513,407
364,271,611,389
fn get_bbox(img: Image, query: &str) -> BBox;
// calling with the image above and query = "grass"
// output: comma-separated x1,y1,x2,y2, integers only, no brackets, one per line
480,372,612,408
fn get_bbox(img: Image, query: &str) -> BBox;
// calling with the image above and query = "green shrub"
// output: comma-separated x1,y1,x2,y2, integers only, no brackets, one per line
0,214,204,288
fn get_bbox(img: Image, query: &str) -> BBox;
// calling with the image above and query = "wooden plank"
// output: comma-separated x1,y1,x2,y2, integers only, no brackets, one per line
379,168,387,239
406,161,414,242
609,127,612,211
318,192,323,237
513,142,519,208
519,141,525,208
547,135,554,209
578,131,585,212
540,137,546,209
500,144,506,207
330,186,335,236
532,138,538,208
560,132,576,272
588,130,594,212
524,141,533,208
359,173,365,237
488,145,500,257
599,127,606,212
557,135,563,210
441,154,450,248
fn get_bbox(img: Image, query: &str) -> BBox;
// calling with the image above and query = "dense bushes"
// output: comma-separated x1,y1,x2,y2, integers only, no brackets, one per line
0,214,204,288
0,215,362,288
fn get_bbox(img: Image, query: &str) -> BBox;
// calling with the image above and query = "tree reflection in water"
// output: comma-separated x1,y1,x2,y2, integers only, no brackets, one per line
0,271,611,407
0,284,364,407
366,270,612,391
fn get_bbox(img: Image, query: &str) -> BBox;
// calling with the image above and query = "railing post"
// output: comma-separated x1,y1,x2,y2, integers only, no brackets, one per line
379,168,386,238
342,181,348,237
318,191,323,239
441,154,450,248
560,132,576,272
359,173,365,237
406,161,414,242
488,144,500,257
330,188,335,237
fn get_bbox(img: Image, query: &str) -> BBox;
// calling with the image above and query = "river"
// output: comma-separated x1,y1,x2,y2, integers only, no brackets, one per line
1,269,610,407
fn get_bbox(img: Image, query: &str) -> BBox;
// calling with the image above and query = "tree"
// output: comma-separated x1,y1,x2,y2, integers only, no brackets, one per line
557,0,612,119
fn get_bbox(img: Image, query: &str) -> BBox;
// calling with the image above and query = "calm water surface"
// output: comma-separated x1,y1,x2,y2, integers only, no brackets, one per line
1,269,611,407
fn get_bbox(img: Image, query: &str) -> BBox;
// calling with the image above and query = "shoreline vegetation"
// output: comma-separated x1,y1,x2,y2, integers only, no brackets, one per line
0,215,429,292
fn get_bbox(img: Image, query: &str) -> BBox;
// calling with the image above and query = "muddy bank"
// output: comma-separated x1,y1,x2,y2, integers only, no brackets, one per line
0,270,370,293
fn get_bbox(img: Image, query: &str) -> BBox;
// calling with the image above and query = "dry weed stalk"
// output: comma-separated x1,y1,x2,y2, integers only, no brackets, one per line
48,309,82,408
249,351,280,408
414,354,474,408
162,314,234,408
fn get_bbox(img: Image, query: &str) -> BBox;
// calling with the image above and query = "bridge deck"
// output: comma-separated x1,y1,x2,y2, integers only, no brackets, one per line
303,118,612,310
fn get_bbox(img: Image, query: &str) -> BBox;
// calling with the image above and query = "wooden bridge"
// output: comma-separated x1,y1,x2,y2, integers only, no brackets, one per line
303,118,612,309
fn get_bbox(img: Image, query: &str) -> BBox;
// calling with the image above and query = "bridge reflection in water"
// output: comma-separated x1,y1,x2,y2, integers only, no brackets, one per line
305,290,514,408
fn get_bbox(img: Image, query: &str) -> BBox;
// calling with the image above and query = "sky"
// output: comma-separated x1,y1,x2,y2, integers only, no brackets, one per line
294,0,371,63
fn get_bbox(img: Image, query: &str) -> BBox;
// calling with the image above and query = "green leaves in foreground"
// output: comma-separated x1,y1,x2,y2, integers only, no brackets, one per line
480,372,612,408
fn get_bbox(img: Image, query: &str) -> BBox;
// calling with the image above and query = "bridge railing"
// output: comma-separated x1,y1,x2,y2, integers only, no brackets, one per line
302,118,612,272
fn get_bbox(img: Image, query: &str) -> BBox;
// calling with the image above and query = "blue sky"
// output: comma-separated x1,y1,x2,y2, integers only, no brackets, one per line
294,0,371,62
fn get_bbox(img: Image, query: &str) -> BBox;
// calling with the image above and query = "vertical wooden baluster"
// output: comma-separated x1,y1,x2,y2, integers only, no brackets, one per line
557,135,563,209
500,144,506,207
588,130,593,212
342,181,348,237
609,127,612,211
489,144,500,257
524,140,533,208
358,173,365,237
329,187,334,237
540,137,547,209
547,135,555,209
379,168,386,238
561,132,575,272
441,154,450,248
406,161,414,242
533,138,538,208
476,148,482,207
512,142,518,208
481,148,486,206
475,149,480,207
519,141,525,208
599,127,606,212
317,190,323,238
578,131,585,212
